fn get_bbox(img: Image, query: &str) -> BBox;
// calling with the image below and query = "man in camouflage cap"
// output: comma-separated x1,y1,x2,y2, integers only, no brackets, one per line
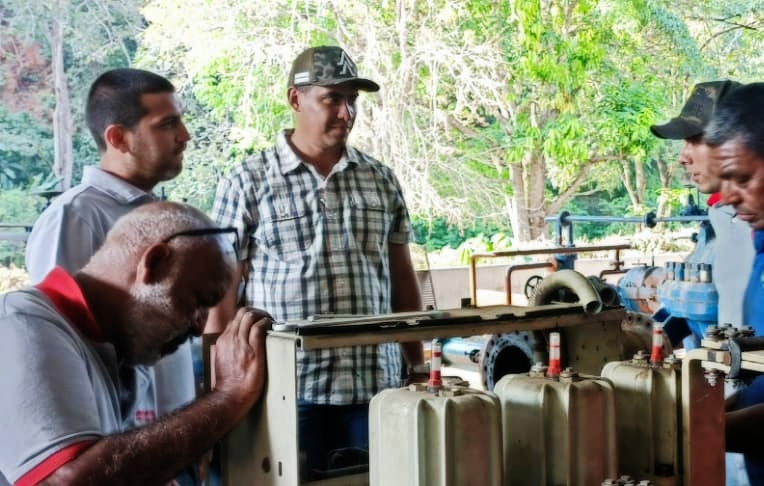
289,45,380,92
207,46,424,478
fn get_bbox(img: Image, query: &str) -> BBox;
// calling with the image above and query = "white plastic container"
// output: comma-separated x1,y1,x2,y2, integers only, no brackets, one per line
601,353,681,485
494,367,618,485
369,384,502,486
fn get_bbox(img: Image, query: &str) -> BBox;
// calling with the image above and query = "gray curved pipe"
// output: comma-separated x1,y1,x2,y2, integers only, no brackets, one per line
530,269,603,314
586,276,620,307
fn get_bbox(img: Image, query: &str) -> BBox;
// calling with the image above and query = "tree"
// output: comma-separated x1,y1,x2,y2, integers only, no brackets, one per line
8,0,764,245
1,0,144,190
0,106,52,189
138,0,707,240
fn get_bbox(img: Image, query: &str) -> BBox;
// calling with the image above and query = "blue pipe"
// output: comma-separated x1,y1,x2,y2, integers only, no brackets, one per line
441,337,482,369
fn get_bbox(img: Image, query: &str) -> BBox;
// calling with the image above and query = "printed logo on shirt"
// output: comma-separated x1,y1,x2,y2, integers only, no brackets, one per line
134,409,157,425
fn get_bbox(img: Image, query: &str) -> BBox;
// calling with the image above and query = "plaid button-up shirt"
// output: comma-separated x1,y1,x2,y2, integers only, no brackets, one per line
211,130,412,404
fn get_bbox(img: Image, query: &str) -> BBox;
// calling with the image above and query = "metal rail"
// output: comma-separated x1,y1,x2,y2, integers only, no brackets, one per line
504,262,552,305
545,211,710,228
0,223,34,243
469,244,631,307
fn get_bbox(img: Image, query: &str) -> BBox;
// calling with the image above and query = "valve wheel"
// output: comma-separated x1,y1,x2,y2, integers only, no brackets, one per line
524,275,544,299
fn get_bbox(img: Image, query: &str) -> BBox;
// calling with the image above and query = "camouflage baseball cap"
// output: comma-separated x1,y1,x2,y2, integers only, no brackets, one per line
288,46,379,92
650,80,742,139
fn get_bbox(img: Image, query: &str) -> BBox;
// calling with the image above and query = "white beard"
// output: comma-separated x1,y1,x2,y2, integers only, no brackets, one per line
122,280,178,366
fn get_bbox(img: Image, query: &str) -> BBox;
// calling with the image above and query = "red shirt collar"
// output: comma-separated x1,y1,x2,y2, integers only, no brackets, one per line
35,267,104,342
707,192,721,207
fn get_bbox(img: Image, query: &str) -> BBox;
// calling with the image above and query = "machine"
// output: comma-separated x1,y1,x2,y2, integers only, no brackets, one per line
205,206,736,485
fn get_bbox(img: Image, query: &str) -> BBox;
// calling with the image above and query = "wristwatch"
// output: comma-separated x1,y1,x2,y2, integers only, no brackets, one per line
408,363,430,375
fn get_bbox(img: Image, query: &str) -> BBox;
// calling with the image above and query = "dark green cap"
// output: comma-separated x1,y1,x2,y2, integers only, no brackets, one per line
651,80,742,139
288,46,379,92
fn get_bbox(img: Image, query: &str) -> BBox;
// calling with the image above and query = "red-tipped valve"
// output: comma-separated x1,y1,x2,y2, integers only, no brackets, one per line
428,339,443,391
650,323,664,365
547,332,561,378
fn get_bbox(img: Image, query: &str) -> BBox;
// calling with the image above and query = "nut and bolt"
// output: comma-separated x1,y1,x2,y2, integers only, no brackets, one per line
705,369,722,387
662,354,679,368
632,350,649,364
704,325,723,340
737,325,755,338
559,367,580,383
720,323,738,339
438,387,464,397
529,362,548,378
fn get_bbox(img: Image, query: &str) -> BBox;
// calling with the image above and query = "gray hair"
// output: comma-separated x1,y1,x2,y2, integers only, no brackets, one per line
705,82,764,160
87,201,222,269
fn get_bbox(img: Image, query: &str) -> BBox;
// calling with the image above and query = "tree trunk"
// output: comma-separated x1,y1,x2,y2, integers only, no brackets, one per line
622,160,640,210
509,159,531,241
51,0,73,190
527,154,547,240
507,152,549,242
635,158,645,211
654,157,675,218
505,193,519,240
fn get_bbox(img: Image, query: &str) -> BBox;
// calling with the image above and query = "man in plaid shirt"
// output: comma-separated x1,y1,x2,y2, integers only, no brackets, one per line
206,45,424,477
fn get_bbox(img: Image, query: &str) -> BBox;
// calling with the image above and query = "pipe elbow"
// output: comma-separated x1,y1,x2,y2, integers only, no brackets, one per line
529,269,603,314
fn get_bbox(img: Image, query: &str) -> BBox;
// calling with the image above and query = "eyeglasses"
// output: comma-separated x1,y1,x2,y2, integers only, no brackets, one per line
162,226,239,259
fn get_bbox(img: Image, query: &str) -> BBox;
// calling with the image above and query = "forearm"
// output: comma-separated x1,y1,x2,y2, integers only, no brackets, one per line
393,275,423,367
388,243,423,365
388,243,422,313
390,274,422,314
393,285,424,366
46,390,252,485
400,341,425,367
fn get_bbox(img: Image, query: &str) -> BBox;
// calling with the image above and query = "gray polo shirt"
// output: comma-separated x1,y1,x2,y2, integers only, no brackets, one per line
26,166,154,282
709,203,755,327
24,166,196,416
0,274,154,484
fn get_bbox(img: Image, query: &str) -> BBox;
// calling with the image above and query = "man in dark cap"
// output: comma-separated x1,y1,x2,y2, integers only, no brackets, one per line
651,80,753,343
206,46,424,478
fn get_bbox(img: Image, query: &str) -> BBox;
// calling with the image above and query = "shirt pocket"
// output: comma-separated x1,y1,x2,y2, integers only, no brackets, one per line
347,191,391,253
259,201,315,263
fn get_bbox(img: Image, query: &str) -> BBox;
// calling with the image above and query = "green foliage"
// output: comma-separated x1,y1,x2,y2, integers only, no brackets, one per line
0,106,53,188
456,232,513,266
559,193,635,241
157,94,245,211
411,215,511,252
134,0,764,243
2,0,146,189
0,189,43,223
657,186,692,219
0,188,45,266
5,0,764,254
